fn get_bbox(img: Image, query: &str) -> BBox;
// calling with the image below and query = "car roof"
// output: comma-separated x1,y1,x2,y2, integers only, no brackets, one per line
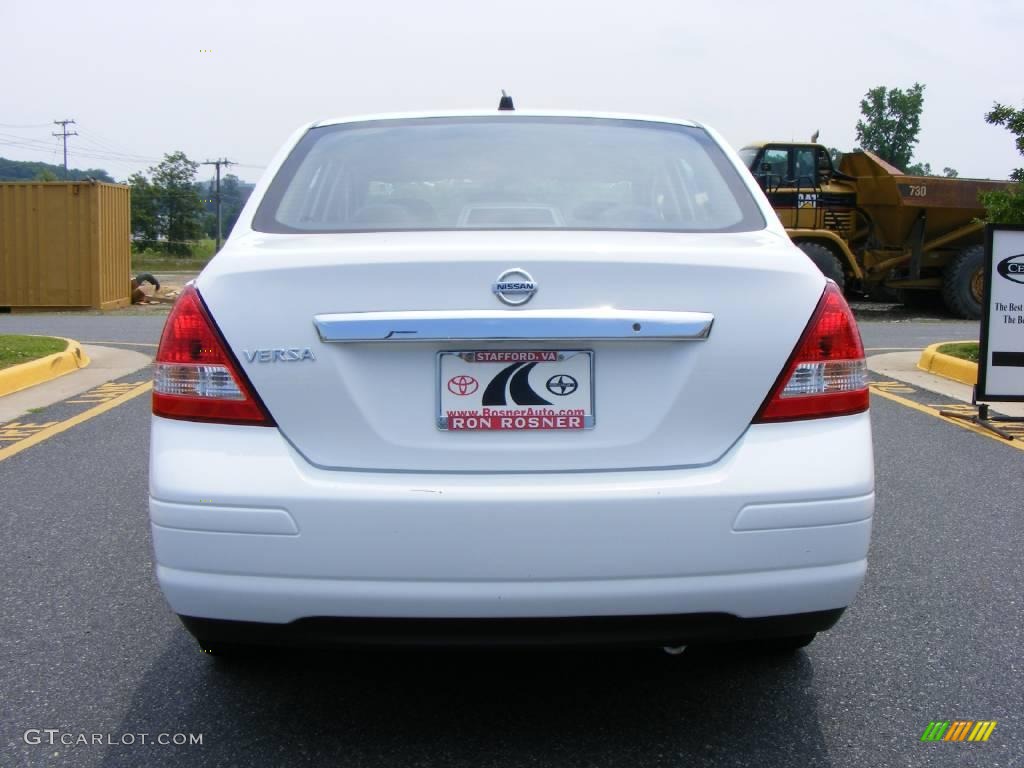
312,110,700,129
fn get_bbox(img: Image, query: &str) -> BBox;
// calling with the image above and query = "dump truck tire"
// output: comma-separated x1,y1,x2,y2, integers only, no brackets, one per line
868,281,900,302
897,289,944,311
796,241,845,292
942,245,984,320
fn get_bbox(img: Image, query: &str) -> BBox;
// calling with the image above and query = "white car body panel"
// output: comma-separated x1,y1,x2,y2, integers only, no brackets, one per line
148,111,874,637
150,411,873,622
197,230,822,472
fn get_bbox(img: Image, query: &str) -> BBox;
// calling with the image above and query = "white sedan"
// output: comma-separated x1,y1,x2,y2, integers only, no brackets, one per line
149,109,873,654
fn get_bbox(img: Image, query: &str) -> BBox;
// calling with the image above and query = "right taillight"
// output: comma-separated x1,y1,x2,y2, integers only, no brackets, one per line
753,281,868,423
153,285,274,426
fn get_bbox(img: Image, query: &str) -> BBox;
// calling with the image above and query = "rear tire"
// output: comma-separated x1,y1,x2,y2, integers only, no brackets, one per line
942,245,984,320
757,633,817,653
796,242,845,292
196,639,265,659
688,632,818,657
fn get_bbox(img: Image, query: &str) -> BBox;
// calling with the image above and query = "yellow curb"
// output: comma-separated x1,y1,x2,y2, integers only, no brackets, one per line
917,341,978,386
0,337,91,398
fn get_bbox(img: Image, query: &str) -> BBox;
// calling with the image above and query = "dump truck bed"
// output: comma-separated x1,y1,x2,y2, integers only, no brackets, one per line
838,151,1011,248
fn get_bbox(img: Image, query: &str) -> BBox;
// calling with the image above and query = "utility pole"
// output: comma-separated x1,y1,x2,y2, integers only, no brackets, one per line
52,119,78,179
201,158,233,251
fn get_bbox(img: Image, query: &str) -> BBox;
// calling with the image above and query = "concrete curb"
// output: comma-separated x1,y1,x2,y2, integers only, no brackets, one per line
870,351,1024,417
917,341,978,386
0,344,152,424
0,337,91,398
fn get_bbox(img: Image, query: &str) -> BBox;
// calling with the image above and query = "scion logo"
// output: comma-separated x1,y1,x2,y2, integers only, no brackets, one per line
545,374,578,396
243,348,316,363
447,375,479,396
482,362,552,406
492,268,537,306
997,253,1024,284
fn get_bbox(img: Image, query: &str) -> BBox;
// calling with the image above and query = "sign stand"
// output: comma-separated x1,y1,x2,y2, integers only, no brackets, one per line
951,223,1024,439
939,391,1024,441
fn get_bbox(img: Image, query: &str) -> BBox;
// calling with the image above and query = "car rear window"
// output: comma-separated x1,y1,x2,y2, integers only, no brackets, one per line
253,116,765,233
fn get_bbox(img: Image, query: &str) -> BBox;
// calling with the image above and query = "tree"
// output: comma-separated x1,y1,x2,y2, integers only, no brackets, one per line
128,172,159,247
981,186,1024,223
128,152,204,254
903,162,958,177
985,102,1024,182
0,156,114,182
152,152,203,255
34,169,58,181
855,83,926,171
980,101,1024,224
200,173,250,239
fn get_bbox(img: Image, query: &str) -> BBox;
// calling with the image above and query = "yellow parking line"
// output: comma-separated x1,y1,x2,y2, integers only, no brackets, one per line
0,381,153,463
869,386,1024,452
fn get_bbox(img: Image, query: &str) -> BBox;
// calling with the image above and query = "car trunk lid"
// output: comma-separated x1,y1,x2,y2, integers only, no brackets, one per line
197,230,824,472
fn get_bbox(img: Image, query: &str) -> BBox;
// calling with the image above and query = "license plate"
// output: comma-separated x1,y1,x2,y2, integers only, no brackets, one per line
438,350,594,431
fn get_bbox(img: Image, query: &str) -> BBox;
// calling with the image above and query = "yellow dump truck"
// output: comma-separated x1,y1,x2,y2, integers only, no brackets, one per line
738,142,1013,318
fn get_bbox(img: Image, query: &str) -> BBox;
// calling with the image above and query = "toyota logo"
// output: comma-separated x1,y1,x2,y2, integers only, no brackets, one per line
492,268,537,306
447,375,479,396
545,374,578,396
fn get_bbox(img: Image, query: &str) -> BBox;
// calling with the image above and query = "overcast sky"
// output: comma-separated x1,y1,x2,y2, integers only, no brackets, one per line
2,0,1021,184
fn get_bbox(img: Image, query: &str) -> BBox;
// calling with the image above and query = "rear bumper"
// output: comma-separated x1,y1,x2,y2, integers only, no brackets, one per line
149,411,874,626
180,608,846,649
158,558,866,625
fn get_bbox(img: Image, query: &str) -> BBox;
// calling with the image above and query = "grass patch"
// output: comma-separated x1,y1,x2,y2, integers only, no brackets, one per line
0,335,67,370
937,342,979,363
131,239,216,273
131,256,210,273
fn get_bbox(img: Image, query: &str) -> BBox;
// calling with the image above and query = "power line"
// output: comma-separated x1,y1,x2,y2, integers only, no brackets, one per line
74,130,164,164
0,140,54,151
1,124,266,183
76,138,154,163
52,119,78,179
1,128,266,170
0,130,56,148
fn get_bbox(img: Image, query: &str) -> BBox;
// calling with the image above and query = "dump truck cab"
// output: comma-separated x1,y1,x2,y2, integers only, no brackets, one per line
739,142,862,291
739,143,858,235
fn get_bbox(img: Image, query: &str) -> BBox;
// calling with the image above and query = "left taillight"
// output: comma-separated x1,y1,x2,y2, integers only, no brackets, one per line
152,285,274,426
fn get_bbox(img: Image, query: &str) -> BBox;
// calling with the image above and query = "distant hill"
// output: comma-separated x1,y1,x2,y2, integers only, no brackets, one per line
0,156,116,183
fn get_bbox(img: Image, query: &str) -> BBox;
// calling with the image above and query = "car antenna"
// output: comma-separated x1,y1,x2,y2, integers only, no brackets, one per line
498,90,515,111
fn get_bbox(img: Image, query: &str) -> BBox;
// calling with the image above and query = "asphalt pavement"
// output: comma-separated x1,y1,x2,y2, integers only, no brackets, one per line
1,310,1021,768
0,315,168,346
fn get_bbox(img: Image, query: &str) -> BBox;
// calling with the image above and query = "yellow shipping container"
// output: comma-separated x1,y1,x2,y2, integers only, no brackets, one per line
0,181,131,310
